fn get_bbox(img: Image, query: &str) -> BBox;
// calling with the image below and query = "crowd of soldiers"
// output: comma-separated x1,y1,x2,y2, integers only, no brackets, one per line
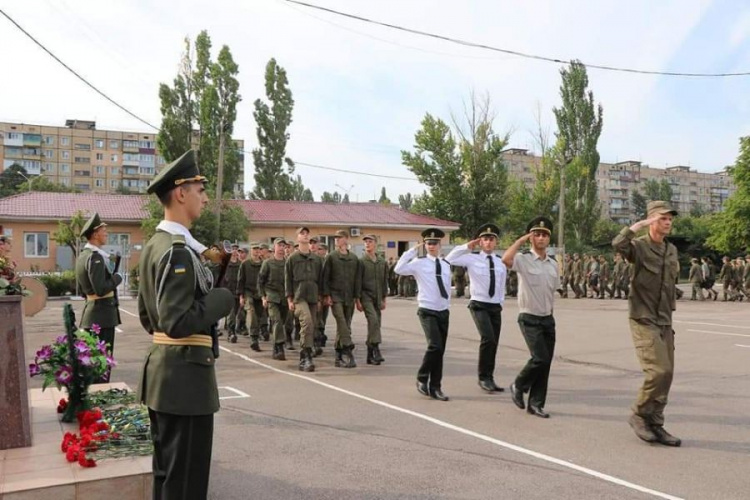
558,253,634,299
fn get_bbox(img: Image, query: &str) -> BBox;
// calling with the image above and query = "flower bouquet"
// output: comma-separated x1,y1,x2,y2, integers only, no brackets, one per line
29,303,116,422
0,254,30,296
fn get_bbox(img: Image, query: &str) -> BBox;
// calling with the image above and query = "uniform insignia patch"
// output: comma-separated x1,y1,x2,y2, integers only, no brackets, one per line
174,264,186,274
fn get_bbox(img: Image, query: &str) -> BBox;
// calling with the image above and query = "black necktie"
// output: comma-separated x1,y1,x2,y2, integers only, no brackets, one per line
488,255,495,297
436,259,449,299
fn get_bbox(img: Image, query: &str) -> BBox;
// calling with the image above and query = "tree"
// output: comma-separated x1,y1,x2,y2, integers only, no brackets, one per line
631,189,648,220
53,210,86,262
707,136,750,253
321,191,343,203
157,31,242,195
18,176,78,193
553,60,604,245
342,193,350,203
642,179,673,203
289,174,314,201
398,193,414,211
402,93,509,239
378,187,391,204
251,58,311,200
142,198,250,243
0,164,29,197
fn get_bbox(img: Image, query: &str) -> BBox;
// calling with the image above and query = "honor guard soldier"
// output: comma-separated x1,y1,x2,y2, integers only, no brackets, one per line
322,229,361,368
259,238,290,360
136,150,234,498
395,228,452,401
613,201,681,446
446,223,507,393
285,226,324,371
355,234,388,365
503,217,559,418
237,242,264,351
76,213,122,382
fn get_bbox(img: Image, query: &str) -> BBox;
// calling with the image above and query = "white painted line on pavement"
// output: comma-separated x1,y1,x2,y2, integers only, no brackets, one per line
675,320,750,330
734,344,750,349
686,329,750,338
119,307,139,318
219,345,683,500
219,386,251,400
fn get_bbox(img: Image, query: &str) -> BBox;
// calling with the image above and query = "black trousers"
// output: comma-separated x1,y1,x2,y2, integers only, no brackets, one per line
468,301,502,382
149,409,214,500
417,308,449,389
515,313,556,408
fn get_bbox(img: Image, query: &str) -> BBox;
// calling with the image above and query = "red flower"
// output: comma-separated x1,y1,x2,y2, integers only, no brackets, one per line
57,398,68,414
65,443,80,462
78,450,96,468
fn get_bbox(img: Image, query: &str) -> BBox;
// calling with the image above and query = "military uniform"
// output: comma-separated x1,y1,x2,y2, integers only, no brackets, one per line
394,228,452,401
387,258,398,296
356,235,388,365
259,239,289,360
316,244,330,347
689,259,704,301
322,230,361,368
613,200,681,446
718,258,735,301
75,213,122,383
221,258,242,340
237,244,264,350
446,223,507,393
452,265,467,298
572,254,584,298
136,150,234,499
598,257,613,299
560,255,573,298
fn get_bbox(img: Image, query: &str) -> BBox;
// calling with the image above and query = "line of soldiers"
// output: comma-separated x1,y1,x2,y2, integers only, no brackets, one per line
709,255,749,301
559,253,632,299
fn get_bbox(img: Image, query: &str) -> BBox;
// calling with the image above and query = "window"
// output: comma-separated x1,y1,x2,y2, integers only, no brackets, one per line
74,143,90,151
123,140,139,149
60,163,70,173
24,232,49,258
110,180,119,189
74,156,90,164
95,166,104,175
94,139,104,149
107,233,130,247
95,179,104,187
60,177,70,186
109,140,119,149
44,136,55,145
123,153,139,162
74,170,91,177
44,162,56,173
139,166,155,175
139,140,154,149
140,154,155,164
111,167,120,175
62,151,70,159
8,132,22,141
110,154,118,162
44,149,54,158
96,153,104,160
61,137,70,146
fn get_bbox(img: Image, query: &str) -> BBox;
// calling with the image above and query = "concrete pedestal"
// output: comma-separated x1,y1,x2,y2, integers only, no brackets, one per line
0,295,32,450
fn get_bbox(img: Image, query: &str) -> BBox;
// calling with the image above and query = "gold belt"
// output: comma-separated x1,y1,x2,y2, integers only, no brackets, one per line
86,291,114,301
152,331,212,347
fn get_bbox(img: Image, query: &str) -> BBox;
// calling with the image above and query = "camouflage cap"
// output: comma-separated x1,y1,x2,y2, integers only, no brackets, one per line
297,226,310,235
273,237,286,246
646,200,678,218
334,229,349,238
318,243,328,250
250,242,261,249
362,234,377,241
259,243,269,250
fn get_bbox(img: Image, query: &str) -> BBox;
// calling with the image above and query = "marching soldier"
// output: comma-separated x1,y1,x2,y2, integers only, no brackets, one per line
719,256,735,301
453,264,467,298
221,246,242,343
689,258,705,301
598,255,613,299
559,254,573,298
285,227,323,371
259,238,289,360
735,257,747,301
75,212,122,382
613,201,681,446
503,217,559,418
446,223,507,393
387,257,398,296
315,243,330,347
572,253,583,299
355,234,388,365
237,242,264,351
322,229,360,368
234,247,249,337
701,257,718,301
136,150,234,498
394,228,452,401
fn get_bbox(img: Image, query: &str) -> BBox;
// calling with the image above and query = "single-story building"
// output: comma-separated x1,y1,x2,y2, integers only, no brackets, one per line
0,192,460,272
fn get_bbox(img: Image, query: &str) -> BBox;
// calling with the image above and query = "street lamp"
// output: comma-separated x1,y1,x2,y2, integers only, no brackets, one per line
15,171,37,192
335,183,355,201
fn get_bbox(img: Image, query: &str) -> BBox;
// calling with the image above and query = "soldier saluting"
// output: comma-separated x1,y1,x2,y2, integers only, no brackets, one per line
75,212,122,382
136,150,234,498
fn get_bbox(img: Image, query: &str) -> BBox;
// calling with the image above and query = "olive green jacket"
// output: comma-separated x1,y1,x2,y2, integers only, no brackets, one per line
718,263,732,283
258,257,286,304
356,253,388,304
321,250,360,304
237,258,263,298
285,250,323,303
75,247,122,329
137,230,233,415
612,227,679,326
221,260,241,295
688,263,703,283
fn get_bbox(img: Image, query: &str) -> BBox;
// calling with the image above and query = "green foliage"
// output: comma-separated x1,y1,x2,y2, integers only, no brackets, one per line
18,176,79,193
630,190,648,220
53,210,86,261
591,218,622,246
321,191,343,203
37,270,77,297
707,136,750,253
553,60,604,245
402,94,509,239
398,193,414,211
141,198,250,244
251,58,311,200
378,187,391,204
0,164,30,197
157,31,242,195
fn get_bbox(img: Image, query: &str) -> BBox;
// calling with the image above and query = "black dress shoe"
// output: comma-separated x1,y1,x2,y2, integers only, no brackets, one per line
416,381,429,396
478,380,505,393
429,387,449,401
527,405,550,418
510,383,525,409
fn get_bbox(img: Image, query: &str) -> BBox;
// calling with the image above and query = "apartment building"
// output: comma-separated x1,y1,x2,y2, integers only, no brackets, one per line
0,119,245,195
502,148,736,224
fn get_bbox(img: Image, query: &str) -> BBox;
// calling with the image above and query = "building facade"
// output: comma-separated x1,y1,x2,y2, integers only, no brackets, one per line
0,119,245,195
502,148,736,224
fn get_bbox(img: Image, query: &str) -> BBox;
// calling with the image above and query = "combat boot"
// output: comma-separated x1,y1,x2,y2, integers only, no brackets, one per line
652,426,681,447
229,332,238,344
250,337,261,352
313,339,323,357
372,343,385,363
367,345,380,365
272,343,286,361
285,331,295,351
334,348,344,367
299,348,315,372
320,331,328,347
260,325,270,341
628,414,657,443
341,345,357,368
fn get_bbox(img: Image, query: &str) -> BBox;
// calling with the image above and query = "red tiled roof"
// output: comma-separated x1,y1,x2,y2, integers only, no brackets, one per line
0,193,460,229
232,199,459,229
0,192,148,221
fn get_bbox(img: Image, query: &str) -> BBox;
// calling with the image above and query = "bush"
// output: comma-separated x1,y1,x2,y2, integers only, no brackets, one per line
37,271,77,297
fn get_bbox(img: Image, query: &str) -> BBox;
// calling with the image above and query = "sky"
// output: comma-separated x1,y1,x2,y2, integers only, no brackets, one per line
2,0,750,202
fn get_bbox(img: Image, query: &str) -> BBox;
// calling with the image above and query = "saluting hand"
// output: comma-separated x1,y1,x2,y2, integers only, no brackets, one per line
466,238,482,251
630,214,662,232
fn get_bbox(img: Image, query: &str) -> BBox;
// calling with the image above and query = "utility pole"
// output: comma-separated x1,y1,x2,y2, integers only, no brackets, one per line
215,121,226,237
558,156,572,255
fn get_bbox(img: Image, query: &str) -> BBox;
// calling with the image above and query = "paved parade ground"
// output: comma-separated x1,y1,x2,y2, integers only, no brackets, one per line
24,293,750,500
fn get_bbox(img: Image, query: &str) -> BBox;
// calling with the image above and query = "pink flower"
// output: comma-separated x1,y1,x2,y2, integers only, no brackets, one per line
91,324,101,335
36,345,53,362
55,366,72,385
28,363,41,377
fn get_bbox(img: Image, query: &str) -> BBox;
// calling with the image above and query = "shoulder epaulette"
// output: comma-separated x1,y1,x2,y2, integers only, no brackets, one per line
549,255,557,262
171,234,186,247
521,250,531,254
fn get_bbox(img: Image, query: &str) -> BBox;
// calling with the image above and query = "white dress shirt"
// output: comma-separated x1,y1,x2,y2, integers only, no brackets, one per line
84,242,110,261
156,220,207,255
446,244,507,305
512,249,558,316
394,247,451,311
